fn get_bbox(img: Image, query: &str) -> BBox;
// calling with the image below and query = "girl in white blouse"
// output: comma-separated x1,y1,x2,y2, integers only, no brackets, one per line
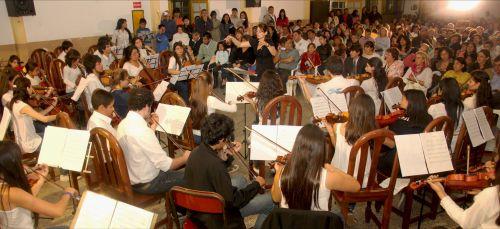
8,77,57,154
190,71,236,144
24,61,42,86
463,70,493,110
168,42,194,103
428,160,499,229
122,46,146,86
94,36,116,71
403,51,433,94
132,37,156,59
63,49,85,94
112,18,132,49
0,142,78,229
363,57,388,115
271,124,360,211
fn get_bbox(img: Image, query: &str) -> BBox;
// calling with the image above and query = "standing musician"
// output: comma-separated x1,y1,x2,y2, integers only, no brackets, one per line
168,42,194,103
8,77,57,154
0,142,78,229
63,49,84,94
94,36,116,71
271,124,360,212
82,54,106,112
189,71,236,144
117,88,190,194
87,89,117,137
184,113,274,229
110,70,130,119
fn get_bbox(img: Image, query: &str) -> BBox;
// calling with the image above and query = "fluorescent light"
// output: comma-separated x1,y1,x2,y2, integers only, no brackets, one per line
447,0,480,11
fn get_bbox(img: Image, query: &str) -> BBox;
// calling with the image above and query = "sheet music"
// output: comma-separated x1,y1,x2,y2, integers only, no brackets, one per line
38,126,67,167
155,104,191,136
420,131,454,174
144,54,159,69
275,125,302,156
462,109,485,147
71,77,88,102
381,87,403,112
250,125,301,160
153,81,170,101
192,64,204,75
474,108,494,142
379,178,411,195
60,130,90,172
395,134,429,177
0,108,11,140
173,67,190,81
108,202,155,229
169,74,179,84
72,192,116,228
225,82,259,104
310,96,333,118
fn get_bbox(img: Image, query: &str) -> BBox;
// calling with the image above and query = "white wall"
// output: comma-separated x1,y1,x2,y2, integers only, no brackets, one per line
22,0,151,43
0,0,15,45
245,0,310,23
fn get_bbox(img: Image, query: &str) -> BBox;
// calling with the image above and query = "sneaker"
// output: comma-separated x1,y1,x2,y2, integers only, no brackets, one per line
228,164,239,173
60,175,69,182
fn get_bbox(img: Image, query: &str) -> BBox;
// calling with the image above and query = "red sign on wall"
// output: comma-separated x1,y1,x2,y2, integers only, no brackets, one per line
133,2,141,9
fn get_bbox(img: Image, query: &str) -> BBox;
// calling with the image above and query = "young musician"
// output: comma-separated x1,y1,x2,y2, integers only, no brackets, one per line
122,46,145,78
24,61,42,86
0,142,78,229
272,124,360,211
6,55,23,73
189,71,236,144
57,40,73,61
463,70,493,110
320,56,358,94
428,160,499,228
112,18,132,49
328,94,376,188
168,42,193,103
363,57,388,114
184,113,273,229
132,37,155,59
117,88,190,194
82,54,106,111
249,70,285,122
63,49,84,94
87,89,117,137
8,77,57,154
94,36,116,71
1,70,18,107
110,70,130,119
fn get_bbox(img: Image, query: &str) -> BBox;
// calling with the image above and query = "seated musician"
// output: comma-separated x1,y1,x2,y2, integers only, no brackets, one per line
8,77,57,154
57,40,73,61
122,46,145,81
82,54,106,111
168,42,193,103
242,70,285,123
132,37,156,59
327,94,375,188
1,69,19,107
117,88,190,194
463,70,493,110
94,36,116,71
63,49,83,94
0,142,78,229
320,56,359,94
190,71,236,144
427,160,499,229
110,70,130,119
363,57,388,115
87,89,117,137
5,55,23,73
271,124,360,212
24,61,42,86
184,113,274,229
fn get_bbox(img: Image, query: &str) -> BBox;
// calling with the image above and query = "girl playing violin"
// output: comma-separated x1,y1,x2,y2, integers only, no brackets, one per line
63,49,83,94
363,57,388,115
427,160,499,229
463,70,493,110
132,37,156,59
271,124,360,211
0,142,78,229
24,61,42,87
110,70,131,119
168,42,194,103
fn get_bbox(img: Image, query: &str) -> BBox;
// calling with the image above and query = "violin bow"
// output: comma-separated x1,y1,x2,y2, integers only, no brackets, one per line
152,118,191,151
224,67,258,90
244,126,291,154
316,87,342,113
226,143,258,179
25,167,81,201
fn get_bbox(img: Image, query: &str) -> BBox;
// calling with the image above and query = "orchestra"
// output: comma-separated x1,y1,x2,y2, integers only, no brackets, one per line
0,3,499,229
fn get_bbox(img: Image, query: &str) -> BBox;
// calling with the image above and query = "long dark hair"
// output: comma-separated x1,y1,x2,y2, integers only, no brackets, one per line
0,141,38,227
123,45,139,63
403,90,432,129
367,57,387,97
470,70,492,108
281,124,326,210
345,94,376,145
439,78,463,128
477,49,493,69
189,72,213,129
278,9,287,20
8,77,31,111
221,13,232,24
256,70,285,113
115,18,132,44
172,42,191,70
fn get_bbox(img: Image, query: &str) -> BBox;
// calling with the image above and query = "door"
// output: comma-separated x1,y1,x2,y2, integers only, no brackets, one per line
310,0,330,23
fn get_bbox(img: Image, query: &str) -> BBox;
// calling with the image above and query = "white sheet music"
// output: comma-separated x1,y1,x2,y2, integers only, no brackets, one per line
73,191,116,228
155,104,191,136
420,131,454,174
250,125,301,160
109,202,155,229
169,74,179,84
310,96,333,118
395,134,429,177
225,82,259,104
316,86,348,112
38,126,67,167
379,178,411,195
381,87,403,113
71,77,88,102
60,130,90,171
144,54,159,69
0,108,11,140
462,109,485,147
153,81,170,101
474,108,494,142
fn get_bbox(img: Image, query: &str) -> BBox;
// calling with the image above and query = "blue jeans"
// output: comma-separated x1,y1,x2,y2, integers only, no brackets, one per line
194,134,201,145
174,81,189,104
132,169,185,195
231,175,275,229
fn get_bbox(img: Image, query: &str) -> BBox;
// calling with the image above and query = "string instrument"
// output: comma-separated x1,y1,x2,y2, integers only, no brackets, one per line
111,111,122,127
409,172,491,191
461,89,475,100
268,153,292,169
25,166,80,200
237,91,256,102
224,67,258,90
375,106,406,128
346,73,372,83
288,74,332,84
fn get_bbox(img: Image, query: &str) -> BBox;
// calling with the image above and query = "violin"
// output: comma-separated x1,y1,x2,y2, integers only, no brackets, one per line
237,91,256,102
375,108,406,127
312,112,349,125
346,73,372,83
288,74,332,84
461,89,475,100
409,172,492,191
269,153,292,168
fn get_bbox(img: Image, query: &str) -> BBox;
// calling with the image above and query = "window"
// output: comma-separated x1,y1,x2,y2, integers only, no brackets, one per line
330,1,345,10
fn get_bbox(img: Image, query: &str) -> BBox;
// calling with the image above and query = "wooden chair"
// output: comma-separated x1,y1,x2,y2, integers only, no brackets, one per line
332,129,398,229
158,50,172,75
169,186,227,229
87,45,98,55
424,116,454,146
30,49,51,74
53,46,63,58
48,59,66,95
341,86,365,105
261,95,302,126
55,112,81,193
159,92,195,157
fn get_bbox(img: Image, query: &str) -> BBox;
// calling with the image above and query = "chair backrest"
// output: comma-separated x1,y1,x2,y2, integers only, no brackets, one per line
55,112,76,129
169,186,225,214
261,95,302,125
348,129,398,192
341,86,365,105
160,92,195,154
53,46,63,58
87,127,134,197
424,116,454,146
88,45,98,55
30,49,51,73
48,59,66,94
158,50,172,74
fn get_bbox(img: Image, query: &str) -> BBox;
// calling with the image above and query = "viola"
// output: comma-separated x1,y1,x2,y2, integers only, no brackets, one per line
409,172,492,191
237,91,256,102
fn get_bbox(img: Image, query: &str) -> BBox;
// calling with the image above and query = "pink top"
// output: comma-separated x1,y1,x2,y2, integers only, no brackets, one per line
385,60,404,78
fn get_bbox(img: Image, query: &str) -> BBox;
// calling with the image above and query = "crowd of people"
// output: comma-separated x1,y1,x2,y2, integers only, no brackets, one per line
0,4,499,229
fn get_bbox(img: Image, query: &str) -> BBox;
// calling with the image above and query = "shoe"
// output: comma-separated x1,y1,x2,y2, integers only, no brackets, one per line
228,164,239,173
60,175,69,182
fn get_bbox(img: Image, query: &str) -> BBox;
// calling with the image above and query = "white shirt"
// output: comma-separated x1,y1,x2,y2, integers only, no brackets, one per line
2,90,13,107
63,65,81,93
402,67,433,94
172,32,190,46
440,186,499,229
117,111,173,184
0,206,33,229
122,62,144,77
84,73,106,111
112,29,130,49
318,75,359,95
57,51,66,62
360,78,381,115
309,36,321,47
94,50,115,71
11,101,42,153
87,111,117,137
463,94,477,110
279,168,330,211
294,39,310,56
138,48,148,59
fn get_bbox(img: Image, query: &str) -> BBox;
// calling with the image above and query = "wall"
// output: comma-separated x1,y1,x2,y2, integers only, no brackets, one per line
0,0,15,45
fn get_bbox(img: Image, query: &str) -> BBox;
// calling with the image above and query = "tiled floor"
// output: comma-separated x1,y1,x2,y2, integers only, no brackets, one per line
37,88,459,228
